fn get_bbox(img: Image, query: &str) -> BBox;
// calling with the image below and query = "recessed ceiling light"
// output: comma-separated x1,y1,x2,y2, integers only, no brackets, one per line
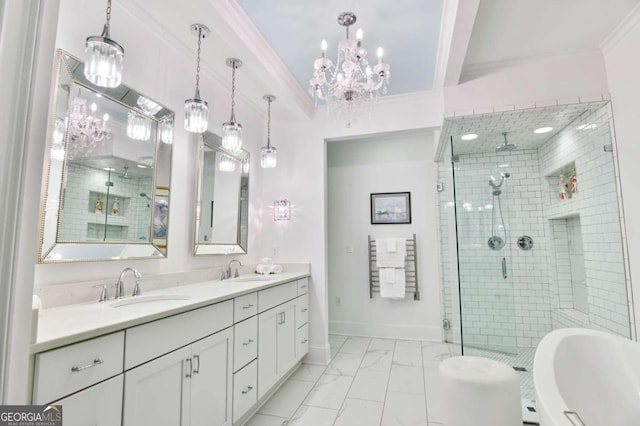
577,123,597,130
461,133,478,140
136,164,148,169
102,167,115,171
534,127,553,134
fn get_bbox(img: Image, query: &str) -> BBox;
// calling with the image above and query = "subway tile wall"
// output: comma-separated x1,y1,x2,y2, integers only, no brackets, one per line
59,163,153,242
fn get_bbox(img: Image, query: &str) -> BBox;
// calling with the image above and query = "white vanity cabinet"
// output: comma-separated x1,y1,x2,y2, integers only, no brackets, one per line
53,375,123,426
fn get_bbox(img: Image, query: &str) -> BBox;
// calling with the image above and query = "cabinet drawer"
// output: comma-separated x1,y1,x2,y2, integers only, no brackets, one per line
234,292,257,323
53,374,123,426
296,295,308,329
297,278,309,295
234,316,257,372
125,300,233,369
33,331,124,404
297,324,309,360
233,360,257,424
258,281,297,313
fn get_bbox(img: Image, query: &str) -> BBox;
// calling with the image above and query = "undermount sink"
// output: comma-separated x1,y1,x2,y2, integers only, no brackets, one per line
231,275,273,282
110,294,191,308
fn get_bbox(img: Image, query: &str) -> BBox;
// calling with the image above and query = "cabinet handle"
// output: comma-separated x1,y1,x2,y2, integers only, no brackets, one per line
242,339,254,346
71,358,103,372
301,339,308,344
185,358,192,378
277,312,283,325
301,308,308,313
193,354,200,375
242,304,254,309
241,385,254,394
282,312,286,323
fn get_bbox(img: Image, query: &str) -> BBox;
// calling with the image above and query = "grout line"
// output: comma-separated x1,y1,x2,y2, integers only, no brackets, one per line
330,336,371,426
421,339,430,423
379,339,397,426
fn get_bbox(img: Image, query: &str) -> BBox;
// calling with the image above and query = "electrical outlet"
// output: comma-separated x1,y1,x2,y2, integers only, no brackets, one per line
335,296,343,306
346,243,354,253
272,246,279,258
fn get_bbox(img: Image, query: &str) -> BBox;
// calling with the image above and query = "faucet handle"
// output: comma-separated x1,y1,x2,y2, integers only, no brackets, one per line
234,269,240,278
220,270,227,281
132,279,142,297
93,284,109,303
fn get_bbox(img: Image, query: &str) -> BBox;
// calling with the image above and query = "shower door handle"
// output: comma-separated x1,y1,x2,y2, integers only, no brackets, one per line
501,257,507,279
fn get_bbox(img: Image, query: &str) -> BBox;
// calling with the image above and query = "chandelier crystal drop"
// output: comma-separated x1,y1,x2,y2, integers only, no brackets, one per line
309,12,390,124
222,58,243,153
184,24,210,133
127,111,152,141
84,0,124,88
67,97,112,159
260,95,277,169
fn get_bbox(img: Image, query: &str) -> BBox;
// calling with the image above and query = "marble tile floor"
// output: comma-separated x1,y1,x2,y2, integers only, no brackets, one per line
244,335,534,426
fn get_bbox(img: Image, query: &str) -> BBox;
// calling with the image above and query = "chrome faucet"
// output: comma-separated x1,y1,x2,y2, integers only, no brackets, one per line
115,267,142,299
224,259,242,280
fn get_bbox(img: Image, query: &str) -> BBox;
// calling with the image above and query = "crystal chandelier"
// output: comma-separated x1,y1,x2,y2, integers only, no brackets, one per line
260,95,277,168
222,58,243,153
185,24,210,133
51,118,66,161
67,97,112,159
84,0,124,88
309,12,390,123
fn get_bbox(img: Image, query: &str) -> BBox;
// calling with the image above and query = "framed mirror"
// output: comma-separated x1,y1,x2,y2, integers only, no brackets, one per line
193,131,249,255
37,50,174,263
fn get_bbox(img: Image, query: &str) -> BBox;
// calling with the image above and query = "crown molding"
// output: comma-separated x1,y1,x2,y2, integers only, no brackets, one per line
211,0,315,120
600,2,640,55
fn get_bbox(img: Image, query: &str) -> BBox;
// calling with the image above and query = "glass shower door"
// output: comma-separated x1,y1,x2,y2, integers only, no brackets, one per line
452,153,518,355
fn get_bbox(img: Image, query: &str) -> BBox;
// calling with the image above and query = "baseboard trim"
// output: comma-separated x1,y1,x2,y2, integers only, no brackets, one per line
329,321,442,342
305,345,330,365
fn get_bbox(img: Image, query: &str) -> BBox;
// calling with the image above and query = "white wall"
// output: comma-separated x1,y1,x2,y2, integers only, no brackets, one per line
602,6,640,339
327,133,441,340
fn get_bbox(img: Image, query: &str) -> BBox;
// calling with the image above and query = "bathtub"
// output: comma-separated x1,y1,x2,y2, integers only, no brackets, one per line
533,328,640,425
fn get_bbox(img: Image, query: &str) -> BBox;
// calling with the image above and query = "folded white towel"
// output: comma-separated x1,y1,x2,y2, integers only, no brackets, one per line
379,268,406,299
271,264,283,274
387,239,397,253
376,238,406,268
255,264,271,274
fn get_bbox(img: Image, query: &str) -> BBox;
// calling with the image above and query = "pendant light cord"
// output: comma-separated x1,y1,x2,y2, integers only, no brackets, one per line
266,98,272,148
195,28,202,97
230,62,237,122
106,0,112,24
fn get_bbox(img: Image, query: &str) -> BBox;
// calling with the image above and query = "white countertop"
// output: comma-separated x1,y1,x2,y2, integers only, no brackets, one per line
32,272,310,354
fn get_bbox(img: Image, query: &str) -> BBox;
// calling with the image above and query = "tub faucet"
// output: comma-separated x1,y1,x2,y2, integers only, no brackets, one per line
225,259,243,280
115,267,142,299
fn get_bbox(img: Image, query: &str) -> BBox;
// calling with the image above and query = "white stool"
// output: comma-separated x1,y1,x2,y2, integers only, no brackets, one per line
439,356,521,426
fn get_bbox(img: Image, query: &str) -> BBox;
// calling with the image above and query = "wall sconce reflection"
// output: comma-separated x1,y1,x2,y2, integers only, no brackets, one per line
274,199,291,221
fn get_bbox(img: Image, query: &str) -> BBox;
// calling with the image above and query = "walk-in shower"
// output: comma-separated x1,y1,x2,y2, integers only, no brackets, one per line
437,102,633,400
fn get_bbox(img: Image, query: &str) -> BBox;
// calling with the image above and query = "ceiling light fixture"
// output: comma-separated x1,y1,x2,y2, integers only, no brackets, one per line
260,95,277,169
461,133,478,140
184,24,210,133
222,58,243,152
127,111,151,141
219,153,236,172
577,123,597,130
84,0,124,88
67,97,112,159
310,11,390,125
534,126,553,134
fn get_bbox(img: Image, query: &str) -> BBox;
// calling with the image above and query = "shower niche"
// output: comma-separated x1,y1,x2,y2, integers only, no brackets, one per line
545,161,577,204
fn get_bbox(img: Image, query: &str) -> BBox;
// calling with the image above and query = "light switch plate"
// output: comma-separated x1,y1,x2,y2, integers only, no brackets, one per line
346,243,354,253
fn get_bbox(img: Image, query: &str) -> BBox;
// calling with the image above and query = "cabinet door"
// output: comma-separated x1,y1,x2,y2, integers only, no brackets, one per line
123,346,191,426
257,308,278,399
190,328,233,426
277,300,297,376
54,375,123,426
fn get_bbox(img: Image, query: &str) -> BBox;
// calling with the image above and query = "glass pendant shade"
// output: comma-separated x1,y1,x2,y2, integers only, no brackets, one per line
219,154,236,172
260,145,277,168
160,117,173,144
85,32,124,88
184,98,209,133
222,121,242,152
127,111,151,141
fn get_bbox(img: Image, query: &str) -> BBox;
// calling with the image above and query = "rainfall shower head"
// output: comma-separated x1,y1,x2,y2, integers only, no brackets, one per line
496,132,517,153
121,166,132,179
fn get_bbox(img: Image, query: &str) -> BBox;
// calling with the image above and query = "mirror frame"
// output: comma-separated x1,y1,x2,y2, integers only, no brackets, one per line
193,131,250,255
37,49,174,263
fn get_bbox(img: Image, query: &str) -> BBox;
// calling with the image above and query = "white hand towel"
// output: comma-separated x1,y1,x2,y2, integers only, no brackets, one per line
379,268,406,299
376,238,406,268
271,264,283,274
387,239,397,253
255,264,271,274
384,268,396,284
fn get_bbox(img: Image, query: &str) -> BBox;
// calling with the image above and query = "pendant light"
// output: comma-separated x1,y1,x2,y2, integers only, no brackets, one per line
222,58,243,152
84,0,124,88
184,24,210,133
260,95,277,168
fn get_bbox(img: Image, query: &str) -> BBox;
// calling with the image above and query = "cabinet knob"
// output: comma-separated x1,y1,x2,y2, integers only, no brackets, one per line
301,339,308,344
301,308,308,313
241,385,254,394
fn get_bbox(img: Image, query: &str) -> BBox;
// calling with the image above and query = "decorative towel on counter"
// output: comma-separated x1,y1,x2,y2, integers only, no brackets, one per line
376,238,407,267
379,267,406,298
255,264,283,274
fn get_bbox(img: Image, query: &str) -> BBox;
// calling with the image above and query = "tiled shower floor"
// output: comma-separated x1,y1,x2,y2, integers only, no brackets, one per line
244,335,534,425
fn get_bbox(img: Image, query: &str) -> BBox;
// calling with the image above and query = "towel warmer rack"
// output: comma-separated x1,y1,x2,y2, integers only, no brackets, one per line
368,234,420,300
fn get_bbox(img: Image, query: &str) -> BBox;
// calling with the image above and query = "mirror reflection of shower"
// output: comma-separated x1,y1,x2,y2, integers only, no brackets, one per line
140,192,151,208
488,133,515,251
